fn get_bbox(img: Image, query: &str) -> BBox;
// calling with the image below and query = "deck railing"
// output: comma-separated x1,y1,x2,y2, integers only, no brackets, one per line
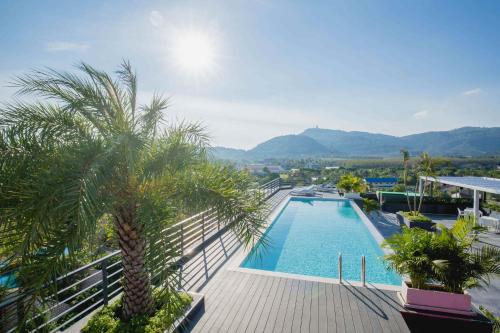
0,178,281,333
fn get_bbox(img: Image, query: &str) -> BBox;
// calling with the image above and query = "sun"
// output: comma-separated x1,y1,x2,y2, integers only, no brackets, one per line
172,30,216,76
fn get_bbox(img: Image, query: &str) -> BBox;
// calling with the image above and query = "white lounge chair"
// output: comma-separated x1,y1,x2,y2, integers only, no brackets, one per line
480,216,500,233
290,186,318,197
457,208,465,217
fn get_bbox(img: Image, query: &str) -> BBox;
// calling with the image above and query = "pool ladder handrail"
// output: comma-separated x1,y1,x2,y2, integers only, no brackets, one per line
337,253,366,287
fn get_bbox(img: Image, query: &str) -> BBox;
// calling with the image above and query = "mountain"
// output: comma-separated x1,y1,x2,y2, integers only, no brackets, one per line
212,127,500,161
247,134,332,159
301,128,401,156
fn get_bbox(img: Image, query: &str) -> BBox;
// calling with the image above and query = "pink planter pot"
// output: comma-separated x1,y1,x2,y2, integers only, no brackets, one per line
400,281,473,316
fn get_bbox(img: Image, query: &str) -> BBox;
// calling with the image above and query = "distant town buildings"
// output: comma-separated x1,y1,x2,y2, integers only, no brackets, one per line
245,164,284,175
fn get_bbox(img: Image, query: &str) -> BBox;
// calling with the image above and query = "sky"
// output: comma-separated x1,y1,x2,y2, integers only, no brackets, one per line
1,0,500,149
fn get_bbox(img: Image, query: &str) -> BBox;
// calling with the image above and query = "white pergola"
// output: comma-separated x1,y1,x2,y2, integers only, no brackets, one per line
419,176,500,218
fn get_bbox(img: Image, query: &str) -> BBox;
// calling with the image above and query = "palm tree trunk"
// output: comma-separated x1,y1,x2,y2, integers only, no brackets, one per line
403,166,412,212
115,204,154,319
417,179,427,214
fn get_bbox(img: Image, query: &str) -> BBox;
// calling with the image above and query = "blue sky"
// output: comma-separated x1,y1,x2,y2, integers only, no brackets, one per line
1,0,500,149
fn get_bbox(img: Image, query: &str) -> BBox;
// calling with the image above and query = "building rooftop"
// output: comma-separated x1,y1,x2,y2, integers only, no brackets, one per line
365,177,398,183
421,176,500,195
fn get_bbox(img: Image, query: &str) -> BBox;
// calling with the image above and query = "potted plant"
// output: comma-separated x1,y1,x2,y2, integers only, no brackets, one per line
383,217,500,315
396,211,436,231
337,173,366,199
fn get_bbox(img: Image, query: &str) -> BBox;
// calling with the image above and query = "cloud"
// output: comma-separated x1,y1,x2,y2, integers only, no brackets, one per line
45,41,88,52
149,10,164,27
463,88,482,96
412,110,429,119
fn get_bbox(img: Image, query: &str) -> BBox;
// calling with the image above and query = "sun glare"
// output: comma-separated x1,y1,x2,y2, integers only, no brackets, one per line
172,30,216,76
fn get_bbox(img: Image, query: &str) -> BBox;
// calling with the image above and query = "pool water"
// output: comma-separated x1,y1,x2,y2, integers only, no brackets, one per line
241,198,401,286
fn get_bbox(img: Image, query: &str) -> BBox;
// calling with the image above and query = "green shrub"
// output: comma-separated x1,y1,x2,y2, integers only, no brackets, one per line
337,174,366,193
362,198,380,213
383,217,500,293
82,290,192,333
401,211,432,223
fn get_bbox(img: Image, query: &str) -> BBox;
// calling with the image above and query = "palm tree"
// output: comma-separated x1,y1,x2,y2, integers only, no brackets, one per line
416,152,435,214
400,149,412,212
0,62,267,323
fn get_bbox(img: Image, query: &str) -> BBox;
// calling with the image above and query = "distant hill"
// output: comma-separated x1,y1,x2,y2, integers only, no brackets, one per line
212,127,500,161
247,134,332,159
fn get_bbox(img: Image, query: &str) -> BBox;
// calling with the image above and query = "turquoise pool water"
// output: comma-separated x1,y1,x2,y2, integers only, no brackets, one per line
241,198,401,286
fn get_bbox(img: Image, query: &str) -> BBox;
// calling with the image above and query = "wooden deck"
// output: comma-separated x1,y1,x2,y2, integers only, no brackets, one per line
180,191,411,333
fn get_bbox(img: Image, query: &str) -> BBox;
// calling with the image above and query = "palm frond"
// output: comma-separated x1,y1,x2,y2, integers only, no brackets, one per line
139,94,169,138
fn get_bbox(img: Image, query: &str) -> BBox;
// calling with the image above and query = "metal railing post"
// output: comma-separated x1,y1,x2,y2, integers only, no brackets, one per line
361,255,366,287
180,224,184,255
338,253,342,283
202,212,205,242
101,259,108,305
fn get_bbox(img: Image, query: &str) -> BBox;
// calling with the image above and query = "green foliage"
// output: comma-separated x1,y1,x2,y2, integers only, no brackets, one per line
382,227,435,289
479,306,500,333
383,217,500,293
362,198,380,213
82,290,192,333
337,173,366,193
483,201,500,213
392,184,406,192
0,61,267,327
401,211,432,223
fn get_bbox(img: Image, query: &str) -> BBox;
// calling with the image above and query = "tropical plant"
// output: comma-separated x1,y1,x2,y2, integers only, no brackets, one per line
362,198,380,214
399,150,436,218
382,227,435,289
431,217,500,293
400,211,432,223
337,173,366,193
383,216,500,293
400,149,412,211
0,62,267,327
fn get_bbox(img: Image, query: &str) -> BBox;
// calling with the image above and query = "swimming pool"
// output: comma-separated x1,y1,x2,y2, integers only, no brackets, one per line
240,197,401,286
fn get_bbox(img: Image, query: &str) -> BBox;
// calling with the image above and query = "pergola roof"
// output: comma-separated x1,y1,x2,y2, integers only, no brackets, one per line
421,176,500,195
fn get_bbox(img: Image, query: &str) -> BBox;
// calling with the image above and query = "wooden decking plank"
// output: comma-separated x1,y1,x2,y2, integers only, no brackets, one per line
301,281,314,333
244,275,279,333
270,278,294,333
344,285,366,333
363,287,399,333
369,288,410,333
254,277,284,333
349,286,376,333
233,274,272,333
281,278,300,333
339,285,356,333
219,272,261,333
357,287,384,333
190,270,242,332
224,274,265,333
194,271,243,332
331,283,346,333
310,282,320,333
262,277,287,333
204,272,252,332
317,283,328,333
291,279,306,333
326,281,338,333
